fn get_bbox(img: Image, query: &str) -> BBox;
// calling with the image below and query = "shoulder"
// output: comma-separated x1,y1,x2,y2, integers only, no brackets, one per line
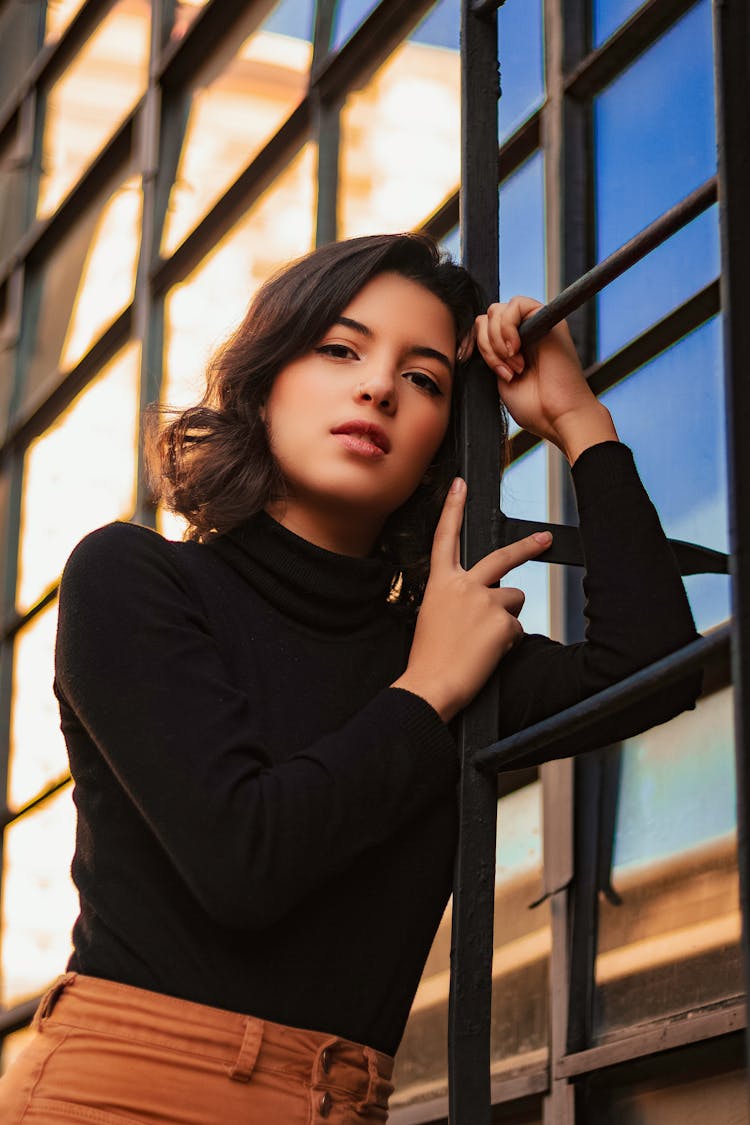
60,521,191,603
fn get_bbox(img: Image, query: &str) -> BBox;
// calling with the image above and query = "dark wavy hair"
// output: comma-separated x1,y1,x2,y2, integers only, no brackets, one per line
145,232,505,612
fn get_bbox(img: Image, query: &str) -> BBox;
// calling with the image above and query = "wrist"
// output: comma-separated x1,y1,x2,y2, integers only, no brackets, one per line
552,402,619,466
390,674,457,724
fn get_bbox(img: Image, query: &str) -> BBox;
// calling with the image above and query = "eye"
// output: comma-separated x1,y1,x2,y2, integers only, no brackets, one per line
315,343,358,360
405,371,443,397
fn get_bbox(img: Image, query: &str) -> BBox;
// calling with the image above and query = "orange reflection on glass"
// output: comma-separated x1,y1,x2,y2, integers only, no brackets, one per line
159,143,316,539
170,0,211,41
391,783,549,1109
161,16,312,255
44,0,87,42
0,787,78,1007
9,602,68,811
339,34,460,236
38,1,150,217
17,343,140,614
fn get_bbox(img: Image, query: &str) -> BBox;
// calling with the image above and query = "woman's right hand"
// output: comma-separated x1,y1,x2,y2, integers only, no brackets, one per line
391,478,553,723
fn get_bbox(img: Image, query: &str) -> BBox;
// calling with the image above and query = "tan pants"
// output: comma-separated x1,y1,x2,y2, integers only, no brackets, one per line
0,972,394,1123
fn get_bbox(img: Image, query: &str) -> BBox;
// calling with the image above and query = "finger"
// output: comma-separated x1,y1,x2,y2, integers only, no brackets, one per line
468,531,552,586
475,315,514,382
504,296,544,356
430,478,466,571
494,586,525,618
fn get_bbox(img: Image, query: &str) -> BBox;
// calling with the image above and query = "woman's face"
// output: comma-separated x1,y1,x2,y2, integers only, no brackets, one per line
262,271,456,553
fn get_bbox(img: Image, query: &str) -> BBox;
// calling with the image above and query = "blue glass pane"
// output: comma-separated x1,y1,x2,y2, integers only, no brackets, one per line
593,0,647,47
411,1,459,49
595,0,715,262
498,0,545,141
600,318,730,632
332,0,379,49
499,151,546,303
612,688,735,870
500,444,549,636
597,205,720,359
264,0,314,39
440,225,460,261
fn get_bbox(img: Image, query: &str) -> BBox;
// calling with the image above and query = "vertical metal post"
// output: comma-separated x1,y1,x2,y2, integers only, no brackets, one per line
448,3,500,1121
312,0,339,247
713,0,750,1083
541,0,591,1120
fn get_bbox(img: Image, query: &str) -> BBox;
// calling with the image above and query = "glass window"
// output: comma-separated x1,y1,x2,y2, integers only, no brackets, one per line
600,318,730,632
37,0,150,217
1,786,78,1007
595,0,715,263
16,342,140,614
169,0,210,41
332,0,380,50
160,143,316,538
0,464,9,609
499,151,546,304
593,0,647,48
586,1067,749,1124
21,170,141,413
501,445,550,638
392,783,549,1108
9,602,68,811
339,0,460,237
498,0,545,142
594,687,742,1037
597,205,720,360
160,0,314,256
44,0,87,43
0,131,28,263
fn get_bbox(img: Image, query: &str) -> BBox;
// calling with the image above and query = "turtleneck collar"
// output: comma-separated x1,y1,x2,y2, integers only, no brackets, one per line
207,510,396,632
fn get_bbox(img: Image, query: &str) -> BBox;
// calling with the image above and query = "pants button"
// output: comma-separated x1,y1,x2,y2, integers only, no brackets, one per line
321,1047,332,1074
319,1091,333,1118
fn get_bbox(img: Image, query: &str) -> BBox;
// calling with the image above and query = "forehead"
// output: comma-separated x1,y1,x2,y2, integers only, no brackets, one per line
341,272,456,350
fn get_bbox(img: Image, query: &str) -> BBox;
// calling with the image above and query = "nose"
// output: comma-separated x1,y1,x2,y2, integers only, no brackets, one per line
354,369,397,413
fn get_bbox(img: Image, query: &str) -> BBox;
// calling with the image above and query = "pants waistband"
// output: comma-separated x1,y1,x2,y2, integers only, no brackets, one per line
33,972,394,1112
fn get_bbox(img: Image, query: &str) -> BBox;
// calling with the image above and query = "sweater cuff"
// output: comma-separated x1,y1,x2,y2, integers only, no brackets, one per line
383,686,458,774
571,441,641,508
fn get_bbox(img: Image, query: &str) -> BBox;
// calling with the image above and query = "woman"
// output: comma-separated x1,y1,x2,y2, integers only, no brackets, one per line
0,233,699,1123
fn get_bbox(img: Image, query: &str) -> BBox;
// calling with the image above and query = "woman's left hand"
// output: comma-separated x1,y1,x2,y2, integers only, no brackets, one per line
474,296,619,464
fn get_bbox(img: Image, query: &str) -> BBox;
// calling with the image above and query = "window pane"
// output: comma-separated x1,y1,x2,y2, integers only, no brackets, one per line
600,319,730,632
392,783,549,1108
595,0,715,261
500,151,546,304
160,0,313,256
339,0,459,237
332,0,379,50
169,0,211,41
0,132,28,262
16,343,140,613
1,787,78,1007
44,0,87,43
594,688,741,1037
501,445,550,637
37,1,150,218
9,602,68,810
597,205,720,360
498,0,545,142
21,171,141,413
587,1067,748,1124
593,0,647,47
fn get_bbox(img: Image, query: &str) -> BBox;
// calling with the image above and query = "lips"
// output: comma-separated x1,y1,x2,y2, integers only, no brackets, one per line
330,420,391,453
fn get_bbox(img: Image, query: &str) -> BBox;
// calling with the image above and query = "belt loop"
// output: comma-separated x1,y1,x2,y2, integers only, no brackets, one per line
228,1017,263,1082
356,1046,380,1113
32,972,77,1031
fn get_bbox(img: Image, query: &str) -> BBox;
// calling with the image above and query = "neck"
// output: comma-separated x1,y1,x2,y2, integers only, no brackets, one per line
264,499,385,558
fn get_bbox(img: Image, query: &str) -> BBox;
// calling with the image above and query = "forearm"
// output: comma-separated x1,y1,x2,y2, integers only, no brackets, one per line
552,400,620,466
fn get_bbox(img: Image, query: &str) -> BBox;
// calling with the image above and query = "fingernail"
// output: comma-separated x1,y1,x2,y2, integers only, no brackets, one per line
450,477,465,494
534,531,552,544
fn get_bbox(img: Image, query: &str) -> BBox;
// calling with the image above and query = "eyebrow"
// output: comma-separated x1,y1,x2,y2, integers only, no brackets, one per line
333,316,454,375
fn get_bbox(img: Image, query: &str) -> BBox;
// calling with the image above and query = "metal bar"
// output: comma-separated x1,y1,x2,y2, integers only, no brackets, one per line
0,996,41,1038
517,178,717,353
556,999,746,1079
713,0,750,1083
474,626,730,773
1,773,71,829
447,3,501,1121
388,1064,548,1125
156,0,275,89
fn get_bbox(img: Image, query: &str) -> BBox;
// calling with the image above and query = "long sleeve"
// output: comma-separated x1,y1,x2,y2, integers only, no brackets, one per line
54,522,458,931
493,441,702,764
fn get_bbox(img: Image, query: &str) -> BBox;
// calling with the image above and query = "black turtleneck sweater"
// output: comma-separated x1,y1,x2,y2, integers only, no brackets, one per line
54,442,700,1056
